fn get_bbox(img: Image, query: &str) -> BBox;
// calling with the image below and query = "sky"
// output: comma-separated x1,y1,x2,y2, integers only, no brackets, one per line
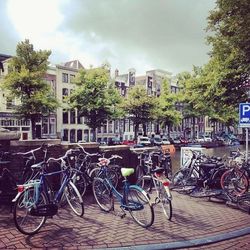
0,0,216,76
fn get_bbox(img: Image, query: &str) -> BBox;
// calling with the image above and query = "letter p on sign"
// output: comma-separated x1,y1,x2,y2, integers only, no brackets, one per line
243,105,250,115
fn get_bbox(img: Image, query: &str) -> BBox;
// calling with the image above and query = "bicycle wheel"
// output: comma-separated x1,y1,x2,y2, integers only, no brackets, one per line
221,169,249,197
158,182,172,220
137,175,153,193
91,167,119,188
135,165,144,180
172,169,198,188
237,193,250,214
92,177,114,212
13,187,47,235
126,186,154,228
64,181,84,217
73,173,87,197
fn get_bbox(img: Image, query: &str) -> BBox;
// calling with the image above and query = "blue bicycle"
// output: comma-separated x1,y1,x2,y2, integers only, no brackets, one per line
12,148,84,235
92,155,154,228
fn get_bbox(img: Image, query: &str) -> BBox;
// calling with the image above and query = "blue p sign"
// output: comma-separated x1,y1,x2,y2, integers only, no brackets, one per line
239,103,250,127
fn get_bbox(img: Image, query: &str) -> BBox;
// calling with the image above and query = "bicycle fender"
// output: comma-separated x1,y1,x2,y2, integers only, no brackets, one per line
129,184,152,205
12,192,22,202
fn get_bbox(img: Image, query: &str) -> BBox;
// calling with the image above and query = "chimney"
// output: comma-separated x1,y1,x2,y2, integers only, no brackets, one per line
115,69,119,78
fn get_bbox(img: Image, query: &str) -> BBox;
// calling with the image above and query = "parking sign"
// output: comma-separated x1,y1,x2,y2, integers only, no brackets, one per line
239,103,250,127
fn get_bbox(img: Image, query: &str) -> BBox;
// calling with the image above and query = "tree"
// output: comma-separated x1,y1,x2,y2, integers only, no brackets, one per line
1,39,59,139
69,67,121,142
157,79,182,137
206,0,250,106
121,85,157,140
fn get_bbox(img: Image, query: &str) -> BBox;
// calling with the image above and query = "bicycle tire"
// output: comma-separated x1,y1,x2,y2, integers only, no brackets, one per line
237,193,250,214
137,175,153,193
65,181,84,217
135,165,145,181
91,167,119,189
172,169,198,188
220,169,249,197
13,187,47,235
126,186,154,228
73,173,87,197
158,182,172,220
92,177,114,212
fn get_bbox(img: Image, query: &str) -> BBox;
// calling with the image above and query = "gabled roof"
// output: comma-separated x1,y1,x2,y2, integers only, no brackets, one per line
0,53,11,62
64,60,84,70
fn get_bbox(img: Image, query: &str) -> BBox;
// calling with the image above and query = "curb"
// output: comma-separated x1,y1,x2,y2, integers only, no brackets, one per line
102,227,250,250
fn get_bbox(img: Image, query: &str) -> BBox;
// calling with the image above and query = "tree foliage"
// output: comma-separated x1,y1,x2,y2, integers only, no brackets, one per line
157,79,182,136
206,0,249,106
1,39,59,139
69,67,121,141
121,85,157,140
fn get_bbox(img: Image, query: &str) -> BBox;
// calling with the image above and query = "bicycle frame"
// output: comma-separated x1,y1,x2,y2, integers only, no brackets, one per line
101,167,148,210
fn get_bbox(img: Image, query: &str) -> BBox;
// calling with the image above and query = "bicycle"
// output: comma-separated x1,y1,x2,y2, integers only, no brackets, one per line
137,166,172,220
0,152,17,205
220,149,250,198
172,150,227,197
70,144,102,197
132,148,172,181
92,155,154,228
12,148,84,235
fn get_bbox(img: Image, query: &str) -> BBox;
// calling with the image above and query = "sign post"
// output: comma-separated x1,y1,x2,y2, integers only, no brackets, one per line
239,103,250,161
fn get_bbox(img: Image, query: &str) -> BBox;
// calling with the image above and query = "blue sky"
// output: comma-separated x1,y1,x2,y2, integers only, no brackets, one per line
0,0,216,76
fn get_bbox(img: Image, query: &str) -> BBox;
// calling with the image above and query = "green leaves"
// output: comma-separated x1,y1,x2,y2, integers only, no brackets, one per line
0,39,59,138
69,67,121,140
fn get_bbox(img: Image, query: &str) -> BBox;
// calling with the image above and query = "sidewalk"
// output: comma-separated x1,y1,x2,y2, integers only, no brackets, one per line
0,191,249,249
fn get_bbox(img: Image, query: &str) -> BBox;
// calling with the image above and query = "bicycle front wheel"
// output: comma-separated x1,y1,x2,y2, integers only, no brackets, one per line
13,187,47,235
159,183,172,220
126,186,154,228
92,177,114,212
65,181,84,217
221,169,249,197
237,193,250,214
73,173,87,197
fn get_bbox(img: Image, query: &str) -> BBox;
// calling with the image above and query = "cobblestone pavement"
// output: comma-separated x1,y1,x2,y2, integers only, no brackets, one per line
0,191,249,249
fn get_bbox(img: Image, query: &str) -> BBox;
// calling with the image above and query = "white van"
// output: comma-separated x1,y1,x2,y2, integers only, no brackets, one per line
138,136,151,146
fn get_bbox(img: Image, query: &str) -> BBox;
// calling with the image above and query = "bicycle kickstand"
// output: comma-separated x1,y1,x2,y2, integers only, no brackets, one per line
117,206,126,219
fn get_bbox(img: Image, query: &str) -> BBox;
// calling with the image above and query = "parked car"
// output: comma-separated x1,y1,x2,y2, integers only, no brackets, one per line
170,137,181,144
179,137,189,144
137,136,151,146
108,137,122,145
122,140,136,146
162,137,171,145
153,136,162,146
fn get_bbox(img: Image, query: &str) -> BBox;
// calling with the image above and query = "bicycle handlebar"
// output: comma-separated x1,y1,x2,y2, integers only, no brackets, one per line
76,143,101,157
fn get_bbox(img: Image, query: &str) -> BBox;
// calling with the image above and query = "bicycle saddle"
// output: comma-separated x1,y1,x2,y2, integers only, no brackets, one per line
121,168,134,177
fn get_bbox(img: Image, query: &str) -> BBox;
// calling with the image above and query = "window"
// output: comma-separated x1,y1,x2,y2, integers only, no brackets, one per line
63,110,69,124
70,109,76,124
42,118,49,134
70,129,76,143
62,73,68,83
84,129,89,142
77,129,82,142
63,129,68,141
70,74,75,83
6,97,14,109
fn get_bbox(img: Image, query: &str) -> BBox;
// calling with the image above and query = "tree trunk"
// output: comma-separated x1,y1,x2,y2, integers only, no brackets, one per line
134,123,139,141
192,116,196,139
143,123,147,136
